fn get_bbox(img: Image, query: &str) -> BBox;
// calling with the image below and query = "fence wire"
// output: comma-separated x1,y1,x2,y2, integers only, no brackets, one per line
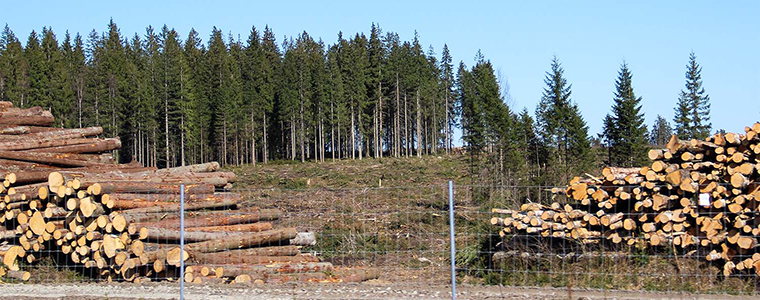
5,182,760,297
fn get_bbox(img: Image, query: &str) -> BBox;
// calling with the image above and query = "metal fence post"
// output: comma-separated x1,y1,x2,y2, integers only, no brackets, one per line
179,184,185,300
448,181,457,300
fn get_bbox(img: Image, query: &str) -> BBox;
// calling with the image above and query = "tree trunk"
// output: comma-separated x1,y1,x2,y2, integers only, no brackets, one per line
164,80,169,168
330,98,335,161
27,138,121,154
358,108,363,160
262,113,267,164
184,228,297,255
290,117,295,160
378,79,383,158
180,115,186,166
395,75,400,157
251,111,256,167
416,90,421,158
350,106,355,160
404,93,408,158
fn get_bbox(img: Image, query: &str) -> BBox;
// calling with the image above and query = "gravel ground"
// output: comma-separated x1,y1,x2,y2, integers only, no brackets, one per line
0,282,757,300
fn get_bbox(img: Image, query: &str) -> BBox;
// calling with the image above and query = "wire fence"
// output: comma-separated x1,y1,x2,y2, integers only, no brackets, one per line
5,182,760,298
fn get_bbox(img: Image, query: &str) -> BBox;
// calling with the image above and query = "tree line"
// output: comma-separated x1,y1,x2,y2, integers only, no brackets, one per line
0,21,460,168
0,21,713,185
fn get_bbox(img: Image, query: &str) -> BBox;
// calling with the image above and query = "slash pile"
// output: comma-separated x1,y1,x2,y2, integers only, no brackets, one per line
491,122,760,277
0,101,379,284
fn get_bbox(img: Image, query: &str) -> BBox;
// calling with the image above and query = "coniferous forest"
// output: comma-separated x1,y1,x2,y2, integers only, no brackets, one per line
0,21,714,186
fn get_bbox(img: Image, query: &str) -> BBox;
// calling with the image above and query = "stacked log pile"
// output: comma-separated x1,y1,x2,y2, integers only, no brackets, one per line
0,102,379,284
491,122,760,277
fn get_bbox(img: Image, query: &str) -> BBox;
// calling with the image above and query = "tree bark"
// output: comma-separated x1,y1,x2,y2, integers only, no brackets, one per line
416,90,421,158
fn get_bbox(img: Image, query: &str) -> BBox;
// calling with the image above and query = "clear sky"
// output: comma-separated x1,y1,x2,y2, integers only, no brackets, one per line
2,1,759,138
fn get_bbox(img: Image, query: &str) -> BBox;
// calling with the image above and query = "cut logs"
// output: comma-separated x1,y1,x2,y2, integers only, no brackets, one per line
0,103,378,284
493,123,760,277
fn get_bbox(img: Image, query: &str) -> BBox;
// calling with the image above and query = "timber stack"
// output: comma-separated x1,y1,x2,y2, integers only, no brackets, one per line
0,101,379,284
491,122,760,277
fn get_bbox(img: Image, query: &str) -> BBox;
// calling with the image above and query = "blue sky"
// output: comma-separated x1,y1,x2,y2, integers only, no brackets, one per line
2,1,759,137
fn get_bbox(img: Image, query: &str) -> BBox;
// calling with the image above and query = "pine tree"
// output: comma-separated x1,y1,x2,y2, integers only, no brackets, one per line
674,52,711,139
182,28,203,165
0,23,509,168
515,108,546,182
382,32,402,157
101,20,131,160
0,25,28,107
259,26,279,163
85,29,104,128
367,23,384,158
457,61,483,153
650,115,672,146
440,44,455,153
41,27,73,127
343,34,368,159
535,56,592,180
157,25,188,167
205,27,230,164
140,26,161,166
226,33,245,166
24,30,46,108
603,62,648,167
327,34,347,160
62,32,87,128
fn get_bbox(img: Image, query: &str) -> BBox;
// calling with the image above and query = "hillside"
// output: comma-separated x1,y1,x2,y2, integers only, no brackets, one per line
228,155,471,190
227,155,474,284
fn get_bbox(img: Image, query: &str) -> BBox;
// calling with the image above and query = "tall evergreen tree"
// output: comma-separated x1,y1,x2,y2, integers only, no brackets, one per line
24,30,45,108
650,115,672,146
62,32,87,127
0,23,496,168
182,28,203,165
674,51,711,139
367,23,384,158
259,26,279,163
535,56,592,180
41,28,73,127
0,25,28,107
457,61,482,154
205,27,231,164
440,44,455,153
602,62,648,167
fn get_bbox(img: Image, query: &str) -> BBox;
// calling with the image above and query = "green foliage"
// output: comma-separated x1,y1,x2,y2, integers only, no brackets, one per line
650,115,672,146
674,51,711,140
602,62,649,167
0,22,615,180
536,56,592,182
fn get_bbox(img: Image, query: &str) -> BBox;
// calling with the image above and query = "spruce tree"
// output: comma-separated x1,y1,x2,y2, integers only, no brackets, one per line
650,115,672,146
24,30,45,108
457,61,482,154
259,26,279,163
0,25,28,106
515,108,546,181
41,28,73,127
603,62,648,167
535,56,592,179
367,23,384,158
440,44,455,153
326,41,344,160
182,28,204,165
674,52,711,139
205,27,230,164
